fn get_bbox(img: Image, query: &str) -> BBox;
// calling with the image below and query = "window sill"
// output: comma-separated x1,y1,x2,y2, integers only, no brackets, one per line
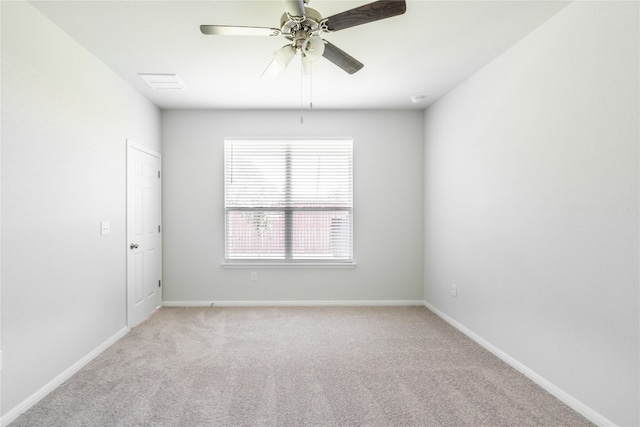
221,262,357,269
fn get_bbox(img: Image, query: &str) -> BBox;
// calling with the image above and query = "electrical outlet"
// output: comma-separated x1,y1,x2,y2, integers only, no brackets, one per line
451,284,458,297
251,272,258,282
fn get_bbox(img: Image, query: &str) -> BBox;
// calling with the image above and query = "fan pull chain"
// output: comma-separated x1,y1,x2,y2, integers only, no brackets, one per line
300,56,304,124
309,64,313,111
299,56,315,124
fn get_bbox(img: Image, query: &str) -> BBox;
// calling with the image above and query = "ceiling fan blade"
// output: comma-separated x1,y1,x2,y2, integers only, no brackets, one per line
200,25,281,37
282,0,305,18
322,0,406,32
261,58,283,79
322,41,364,74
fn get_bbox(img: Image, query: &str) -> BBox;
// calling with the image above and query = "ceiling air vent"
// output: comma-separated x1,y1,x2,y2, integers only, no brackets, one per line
138,73,186,90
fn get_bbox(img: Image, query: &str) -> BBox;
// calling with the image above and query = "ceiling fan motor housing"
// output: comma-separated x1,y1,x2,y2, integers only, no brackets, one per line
281,7,323,45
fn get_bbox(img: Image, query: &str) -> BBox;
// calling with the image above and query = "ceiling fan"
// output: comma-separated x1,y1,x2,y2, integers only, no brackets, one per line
200,0,407,76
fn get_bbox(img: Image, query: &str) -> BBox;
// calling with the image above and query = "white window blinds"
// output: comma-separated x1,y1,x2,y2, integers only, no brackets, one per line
224,139,353,262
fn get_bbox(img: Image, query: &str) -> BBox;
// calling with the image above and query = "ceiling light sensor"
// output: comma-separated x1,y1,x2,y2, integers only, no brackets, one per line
139,73,186,90
410,95,426,104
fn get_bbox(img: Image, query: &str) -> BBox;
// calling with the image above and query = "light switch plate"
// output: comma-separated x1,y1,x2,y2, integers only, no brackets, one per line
101,221,111,235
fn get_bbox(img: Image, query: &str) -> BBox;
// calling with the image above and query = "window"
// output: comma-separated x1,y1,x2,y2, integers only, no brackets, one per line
224,139,353,264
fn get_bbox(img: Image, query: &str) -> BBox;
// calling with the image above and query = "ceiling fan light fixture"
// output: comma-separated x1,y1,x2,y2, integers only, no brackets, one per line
274,45,297,70
302,36,325,61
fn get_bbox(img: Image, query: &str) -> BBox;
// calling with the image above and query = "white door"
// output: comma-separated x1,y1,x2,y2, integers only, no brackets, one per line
127,142,162,327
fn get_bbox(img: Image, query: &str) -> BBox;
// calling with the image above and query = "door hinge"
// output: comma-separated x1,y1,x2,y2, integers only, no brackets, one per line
158,225,161,233
158,280,161,288
158,170,161,178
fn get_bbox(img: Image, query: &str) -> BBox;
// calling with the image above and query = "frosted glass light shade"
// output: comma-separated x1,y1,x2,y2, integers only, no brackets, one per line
274,45,296,69
302,36,325,61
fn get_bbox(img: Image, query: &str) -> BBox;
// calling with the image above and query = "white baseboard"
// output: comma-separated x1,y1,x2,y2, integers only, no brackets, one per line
1,326,130,427
423,301,616,427
163,300,425,307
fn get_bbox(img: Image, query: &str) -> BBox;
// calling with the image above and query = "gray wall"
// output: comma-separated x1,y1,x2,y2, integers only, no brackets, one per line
1,1,161,416
161,110,424,304
423,2,639,425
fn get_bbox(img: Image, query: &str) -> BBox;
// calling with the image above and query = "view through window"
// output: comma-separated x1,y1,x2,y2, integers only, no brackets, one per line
224,139,353,262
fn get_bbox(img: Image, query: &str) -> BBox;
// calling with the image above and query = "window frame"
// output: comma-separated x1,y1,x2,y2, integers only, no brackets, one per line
222,138,355,269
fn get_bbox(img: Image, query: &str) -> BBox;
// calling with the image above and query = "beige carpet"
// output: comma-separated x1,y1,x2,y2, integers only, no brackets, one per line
11,306,592,426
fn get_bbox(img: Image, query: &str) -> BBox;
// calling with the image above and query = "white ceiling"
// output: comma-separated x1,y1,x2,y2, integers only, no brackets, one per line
29,0,570,110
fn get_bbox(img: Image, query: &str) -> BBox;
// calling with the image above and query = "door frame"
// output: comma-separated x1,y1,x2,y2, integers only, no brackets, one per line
126,139,162,327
